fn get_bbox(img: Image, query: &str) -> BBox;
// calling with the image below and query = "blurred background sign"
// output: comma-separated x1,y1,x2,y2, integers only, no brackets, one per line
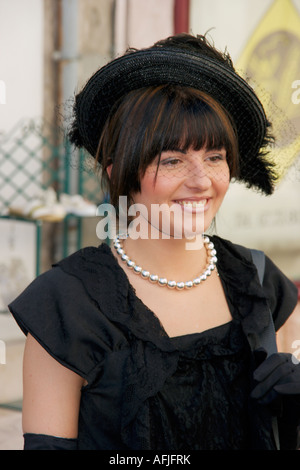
237,0,300,180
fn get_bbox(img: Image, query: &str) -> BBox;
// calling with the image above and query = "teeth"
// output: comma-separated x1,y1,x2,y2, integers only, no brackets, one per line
177,200,206,207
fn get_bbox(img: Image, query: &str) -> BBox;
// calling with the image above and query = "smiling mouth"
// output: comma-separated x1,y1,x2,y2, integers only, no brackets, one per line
176,199,206,207
173,199,208,211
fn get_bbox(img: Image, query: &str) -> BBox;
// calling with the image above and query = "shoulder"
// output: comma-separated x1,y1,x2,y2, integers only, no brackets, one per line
212,235,298,329
9,247,97,317
17,243,118,302
211,235,254,264
9,244,128,381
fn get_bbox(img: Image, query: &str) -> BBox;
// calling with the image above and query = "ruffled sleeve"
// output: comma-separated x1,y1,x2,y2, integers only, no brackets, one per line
8,256,128,384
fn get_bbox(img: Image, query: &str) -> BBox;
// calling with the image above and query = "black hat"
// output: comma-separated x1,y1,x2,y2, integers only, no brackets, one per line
69,34,276,195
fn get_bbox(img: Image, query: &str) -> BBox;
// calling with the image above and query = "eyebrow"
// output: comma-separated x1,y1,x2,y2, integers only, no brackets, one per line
161,148,187,155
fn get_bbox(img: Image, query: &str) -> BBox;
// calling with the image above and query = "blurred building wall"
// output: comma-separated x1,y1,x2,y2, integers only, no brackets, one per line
114,0,173,54
0,0,44,134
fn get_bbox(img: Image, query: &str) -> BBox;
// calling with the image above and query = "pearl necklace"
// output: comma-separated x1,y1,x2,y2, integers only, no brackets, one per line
113,234,218,290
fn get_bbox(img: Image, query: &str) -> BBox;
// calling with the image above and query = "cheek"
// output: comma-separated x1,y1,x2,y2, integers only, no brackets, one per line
217,166,230,193
131,173,156,205
220,174,230,194
136,172,176,204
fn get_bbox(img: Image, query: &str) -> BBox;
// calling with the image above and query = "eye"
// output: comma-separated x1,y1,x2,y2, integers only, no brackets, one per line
205,152,227,163
160,158,182,167
208,155,222,162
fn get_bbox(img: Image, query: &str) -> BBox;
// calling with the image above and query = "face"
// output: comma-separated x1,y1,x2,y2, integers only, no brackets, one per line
130,147,230,240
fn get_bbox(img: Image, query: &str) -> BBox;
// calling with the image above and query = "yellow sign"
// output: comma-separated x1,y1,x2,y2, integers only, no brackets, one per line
237,0,300,180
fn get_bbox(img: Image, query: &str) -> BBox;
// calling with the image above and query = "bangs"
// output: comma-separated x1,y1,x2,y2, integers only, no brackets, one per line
134,85,239,176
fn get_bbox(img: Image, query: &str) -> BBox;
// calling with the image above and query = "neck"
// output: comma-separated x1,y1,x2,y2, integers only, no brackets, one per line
122,232,209,281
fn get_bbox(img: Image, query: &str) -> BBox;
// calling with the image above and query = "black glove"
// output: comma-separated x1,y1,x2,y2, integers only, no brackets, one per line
251,350,300,405
251,350,300,449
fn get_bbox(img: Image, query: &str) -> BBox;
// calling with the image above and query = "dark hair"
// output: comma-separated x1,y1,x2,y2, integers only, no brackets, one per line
97,84,239,208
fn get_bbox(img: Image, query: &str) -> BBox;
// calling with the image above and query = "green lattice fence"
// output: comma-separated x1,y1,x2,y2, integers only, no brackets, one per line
0,118,103,214
76,149,105,205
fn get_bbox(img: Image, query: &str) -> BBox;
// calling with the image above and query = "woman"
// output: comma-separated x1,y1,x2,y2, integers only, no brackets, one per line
9,33,300,450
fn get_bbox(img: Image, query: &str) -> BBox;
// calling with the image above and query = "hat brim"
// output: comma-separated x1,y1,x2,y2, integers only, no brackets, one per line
72,47,275,194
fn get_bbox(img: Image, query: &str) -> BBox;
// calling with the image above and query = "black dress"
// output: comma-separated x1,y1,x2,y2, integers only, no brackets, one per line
9,236,298,450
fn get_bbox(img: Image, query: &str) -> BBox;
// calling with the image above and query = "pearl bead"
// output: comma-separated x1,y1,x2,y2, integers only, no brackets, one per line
185,281,193,289
176,282,185,290
167,280,176,289
113,234,217,292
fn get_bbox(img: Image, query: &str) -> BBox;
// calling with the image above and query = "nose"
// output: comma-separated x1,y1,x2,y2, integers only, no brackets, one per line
184,160,212,191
